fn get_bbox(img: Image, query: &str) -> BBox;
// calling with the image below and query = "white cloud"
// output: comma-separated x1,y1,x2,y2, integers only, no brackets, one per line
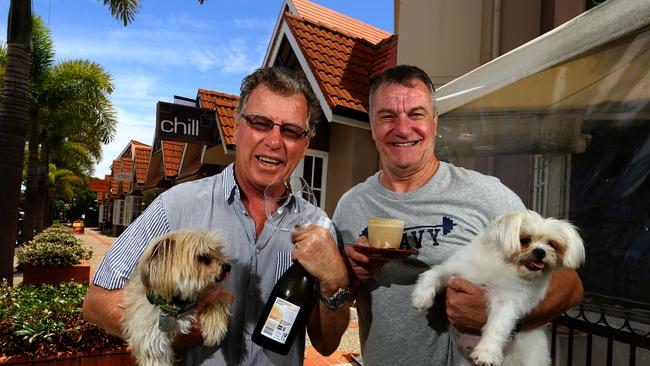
189,44,262,74
94,105,156,177
232,18,275,31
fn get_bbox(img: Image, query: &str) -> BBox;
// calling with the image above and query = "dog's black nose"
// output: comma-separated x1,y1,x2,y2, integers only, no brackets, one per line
533,248,546,260
223,263,231,273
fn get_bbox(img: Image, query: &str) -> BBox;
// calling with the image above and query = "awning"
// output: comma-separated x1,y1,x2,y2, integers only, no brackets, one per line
437,0,650,114
434,0,650,158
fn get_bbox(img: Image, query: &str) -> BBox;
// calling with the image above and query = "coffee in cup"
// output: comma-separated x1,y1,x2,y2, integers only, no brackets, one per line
367,217,404,249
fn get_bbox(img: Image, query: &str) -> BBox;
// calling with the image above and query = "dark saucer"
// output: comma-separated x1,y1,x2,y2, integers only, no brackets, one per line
348,244,416,260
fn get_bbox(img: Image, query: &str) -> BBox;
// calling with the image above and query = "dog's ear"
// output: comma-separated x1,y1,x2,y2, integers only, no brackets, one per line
140,236,176,299
557,221,585,268
481,211,525,256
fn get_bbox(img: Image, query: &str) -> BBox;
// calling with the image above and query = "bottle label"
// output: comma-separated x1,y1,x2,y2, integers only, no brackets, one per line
259,297,300,344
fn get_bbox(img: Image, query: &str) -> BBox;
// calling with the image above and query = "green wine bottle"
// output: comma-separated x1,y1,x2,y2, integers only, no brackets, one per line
252,262,316,355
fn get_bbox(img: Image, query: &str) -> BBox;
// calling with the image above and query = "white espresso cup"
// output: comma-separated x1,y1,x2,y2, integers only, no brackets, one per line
367,217,404,249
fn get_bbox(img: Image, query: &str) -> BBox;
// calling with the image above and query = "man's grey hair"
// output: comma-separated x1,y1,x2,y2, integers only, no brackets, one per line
368,65,438,116
235,66,321,133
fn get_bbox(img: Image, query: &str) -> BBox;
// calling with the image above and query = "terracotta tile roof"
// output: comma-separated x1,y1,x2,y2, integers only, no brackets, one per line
284,13,397,114
176,158,203,180
161,140,185,177
198,89,239,148
113,157,133,193
291,0,391,45
133,145,152,185
111,159,121,193
143,172,166,191
371,34,398,80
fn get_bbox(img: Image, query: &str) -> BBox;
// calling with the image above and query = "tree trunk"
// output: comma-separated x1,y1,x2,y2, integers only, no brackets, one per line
0,0,32,285
22,117,40,243
36,141,49,232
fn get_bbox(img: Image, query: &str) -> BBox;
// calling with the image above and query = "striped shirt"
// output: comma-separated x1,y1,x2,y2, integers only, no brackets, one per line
93,164,330,366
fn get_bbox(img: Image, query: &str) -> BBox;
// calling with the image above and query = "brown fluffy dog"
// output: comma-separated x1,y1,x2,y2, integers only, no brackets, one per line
122,230,231,366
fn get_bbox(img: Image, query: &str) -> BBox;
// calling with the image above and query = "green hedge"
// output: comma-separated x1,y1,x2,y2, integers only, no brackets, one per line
0,281,126,357
16,224,92,266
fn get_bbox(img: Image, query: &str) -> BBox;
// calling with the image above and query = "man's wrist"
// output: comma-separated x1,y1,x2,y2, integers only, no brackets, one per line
317,282,350,309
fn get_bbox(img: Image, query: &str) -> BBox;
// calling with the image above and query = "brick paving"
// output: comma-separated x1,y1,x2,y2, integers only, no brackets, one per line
49,226,362,366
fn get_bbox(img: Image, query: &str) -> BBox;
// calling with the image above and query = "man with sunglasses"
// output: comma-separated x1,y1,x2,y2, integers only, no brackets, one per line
83,66,350,365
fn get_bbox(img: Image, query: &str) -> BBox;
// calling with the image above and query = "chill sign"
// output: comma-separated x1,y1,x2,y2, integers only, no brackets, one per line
156,101,217,144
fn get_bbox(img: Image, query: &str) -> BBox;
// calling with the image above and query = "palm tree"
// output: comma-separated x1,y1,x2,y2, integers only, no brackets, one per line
22,16,55,242
48,163,86,203
30,59,117,231
0,0,31,284
0,0,206,284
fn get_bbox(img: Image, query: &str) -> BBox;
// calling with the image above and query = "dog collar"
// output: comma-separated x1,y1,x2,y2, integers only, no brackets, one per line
146,292,196,332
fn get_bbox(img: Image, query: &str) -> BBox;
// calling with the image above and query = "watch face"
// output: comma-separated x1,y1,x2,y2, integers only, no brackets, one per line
323,288,350,308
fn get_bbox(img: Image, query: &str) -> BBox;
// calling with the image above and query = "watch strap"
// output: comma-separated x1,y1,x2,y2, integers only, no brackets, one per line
319,286,350,309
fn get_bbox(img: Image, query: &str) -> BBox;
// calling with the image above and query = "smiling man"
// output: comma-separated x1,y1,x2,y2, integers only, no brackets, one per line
331,65,583,365
83,67,350,365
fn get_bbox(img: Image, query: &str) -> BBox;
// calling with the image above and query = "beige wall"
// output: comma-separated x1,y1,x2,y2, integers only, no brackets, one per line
396,0,484,87
325,123,378,216
203,145,235,166
396,0,576,85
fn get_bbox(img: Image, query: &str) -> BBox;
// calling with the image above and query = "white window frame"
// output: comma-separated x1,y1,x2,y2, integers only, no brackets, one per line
293,149,328,210
113,199,125,226
532,154,570,218
98,203,104,223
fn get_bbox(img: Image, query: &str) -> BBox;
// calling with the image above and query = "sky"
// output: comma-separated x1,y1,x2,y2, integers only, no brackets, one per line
0,0,393,178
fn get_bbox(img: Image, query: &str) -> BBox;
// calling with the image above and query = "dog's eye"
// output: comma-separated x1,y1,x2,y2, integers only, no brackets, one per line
547,240,557,250
197,254,212,264
520,237,531,247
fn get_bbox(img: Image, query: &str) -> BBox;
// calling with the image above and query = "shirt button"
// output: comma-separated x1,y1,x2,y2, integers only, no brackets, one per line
255,248,260,254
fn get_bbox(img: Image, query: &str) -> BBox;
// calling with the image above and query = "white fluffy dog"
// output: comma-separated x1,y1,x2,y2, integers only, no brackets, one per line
122,230,231,366
412,210,585,366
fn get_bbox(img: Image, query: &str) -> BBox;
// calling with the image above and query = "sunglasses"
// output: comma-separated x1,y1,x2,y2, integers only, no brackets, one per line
242,114,310,141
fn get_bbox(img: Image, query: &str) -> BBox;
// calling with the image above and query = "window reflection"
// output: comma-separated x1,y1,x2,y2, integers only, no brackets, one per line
438,26,650,309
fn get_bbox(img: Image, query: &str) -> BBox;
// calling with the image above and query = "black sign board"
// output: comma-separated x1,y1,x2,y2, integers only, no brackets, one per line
156,101,217,144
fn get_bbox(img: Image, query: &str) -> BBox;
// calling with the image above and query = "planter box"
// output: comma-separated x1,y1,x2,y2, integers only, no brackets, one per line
21,261,91,285
0,346,135,365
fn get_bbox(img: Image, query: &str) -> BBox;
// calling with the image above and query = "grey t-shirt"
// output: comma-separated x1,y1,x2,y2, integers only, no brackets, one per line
332,161,525,366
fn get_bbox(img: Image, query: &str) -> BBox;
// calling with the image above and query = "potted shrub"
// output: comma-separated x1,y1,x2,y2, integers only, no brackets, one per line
16,224,93,285
0,281,133,365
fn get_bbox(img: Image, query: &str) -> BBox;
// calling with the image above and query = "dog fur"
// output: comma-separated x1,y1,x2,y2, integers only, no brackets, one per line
122,230,231,366
412,210,585,366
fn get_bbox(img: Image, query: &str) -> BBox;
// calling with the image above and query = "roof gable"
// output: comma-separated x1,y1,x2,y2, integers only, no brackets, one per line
161,140,185,177
291,0,391,45
133,145,152,184
283,12,397,114
198,89,239,149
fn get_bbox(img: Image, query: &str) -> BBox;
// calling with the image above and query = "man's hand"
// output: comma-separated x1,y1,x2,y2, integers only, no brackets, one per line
293,225,351,355
445,277,488,332
343,236,389,287
292,224,348,294
173,286,234,349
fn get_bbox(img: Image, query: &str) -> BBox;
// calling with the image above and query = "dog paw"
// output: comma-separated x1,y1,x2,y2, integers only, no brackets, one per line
470,345,503,366
201,303,230,347
411,285,436,310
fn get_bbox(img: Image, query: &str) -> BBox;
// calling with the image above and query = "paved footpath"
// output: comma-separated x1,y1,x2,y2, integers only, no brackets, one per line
79,228,362,366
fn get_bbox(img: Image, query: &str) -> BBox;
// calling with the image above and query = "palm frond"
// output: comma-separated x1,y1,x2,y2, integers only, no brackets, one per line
102,0,142,26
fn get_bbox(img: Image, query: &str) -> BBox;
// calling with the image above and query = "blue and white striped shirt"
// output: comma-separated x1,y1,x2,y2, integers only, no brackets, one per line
93,164,329,366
